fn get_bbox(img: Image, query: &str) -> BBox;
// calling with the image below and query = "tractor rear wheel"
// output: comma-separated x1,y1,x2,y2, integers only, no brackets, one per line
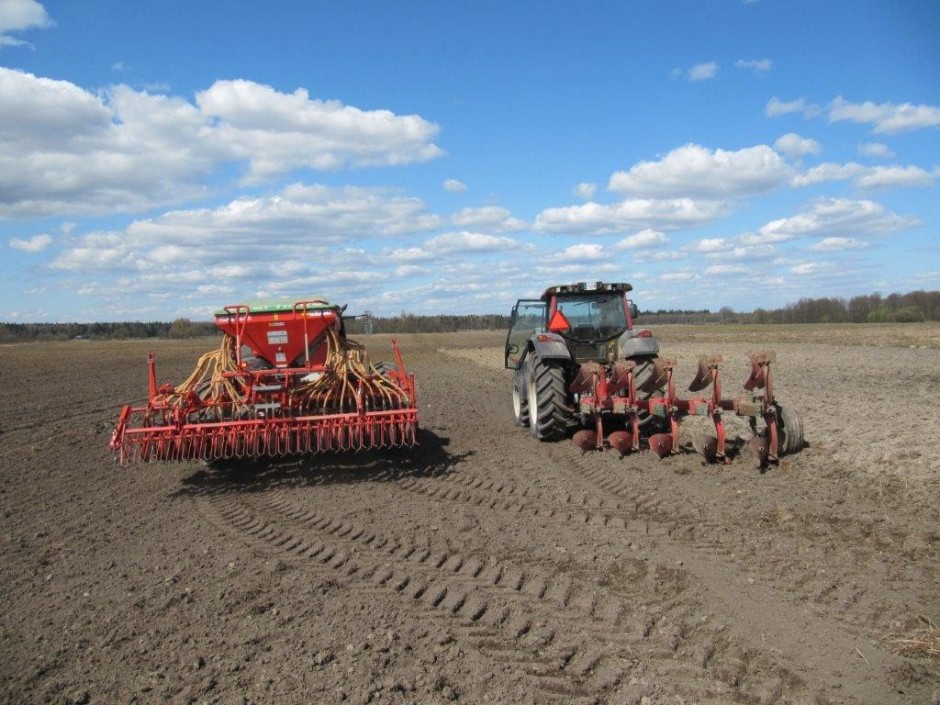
526,353,569,440
511,368,529,427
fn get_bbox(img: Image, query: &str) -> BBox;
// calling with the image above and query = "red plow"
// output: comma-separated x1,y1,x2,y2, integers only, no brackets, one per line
571,350,804,466
110,299,418,464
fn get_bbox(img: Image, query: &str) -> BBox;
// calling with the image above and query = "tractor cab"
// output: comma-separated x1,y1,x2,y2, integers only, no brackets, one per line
504,282,638,368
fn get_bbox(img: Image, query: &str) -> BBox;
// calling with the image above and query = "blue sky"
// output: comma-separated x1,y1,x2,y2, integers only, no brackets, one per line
1,0,938,322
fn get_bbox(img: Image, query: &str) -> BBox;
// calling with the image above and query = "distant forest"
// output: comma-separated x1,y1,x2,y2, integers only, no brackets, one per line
1,290,937,343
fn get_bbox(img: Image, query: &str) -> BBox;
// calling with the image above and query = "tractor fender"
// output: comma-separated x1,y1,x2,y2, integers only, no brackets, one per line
618,332,660,358
529,333,572,362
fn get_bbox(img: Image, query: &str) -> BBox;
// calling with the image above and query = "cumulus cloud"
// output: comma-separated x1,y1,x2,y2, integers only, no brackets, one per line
9,233,52,252
535,198,728,235
0,68,443,216
442,178,467,192
857,142,895,159
735,58,773,75
791,162,936,189
0,0,51,47
705,264,748,275
615,229,668,249
773,133,821,158
52,184,441,273
829,96,940,134
608,143,791,198
554,243,607,261
809,237,867,252
450,206,525,231
573,182,597,200
688,62,719,81
765,96,821,118
747,198,919,244
423,231,519,254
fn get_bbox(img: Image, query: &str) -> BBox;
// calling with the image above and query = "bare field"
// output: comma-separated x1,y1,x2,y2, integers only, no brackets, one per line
1,327,938,704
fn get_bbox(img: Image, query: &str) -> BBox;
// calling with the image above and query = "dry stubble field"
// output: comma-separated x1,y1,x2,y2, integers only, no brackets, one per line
1,324,938,705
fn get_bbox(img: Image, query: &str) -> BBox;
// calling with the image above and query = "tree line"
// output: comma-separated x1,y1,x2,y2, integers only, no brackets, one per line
1,290,937,343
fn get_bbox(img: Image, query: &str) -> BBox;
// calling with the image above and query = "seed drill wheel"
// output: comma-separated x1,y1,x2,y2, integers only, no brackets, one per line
511,369,529,427
526,352,568,440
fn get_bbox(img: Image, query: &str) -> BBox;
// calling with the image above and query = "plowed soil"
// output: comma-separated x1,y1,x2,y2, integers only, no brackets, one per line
2,325,939,705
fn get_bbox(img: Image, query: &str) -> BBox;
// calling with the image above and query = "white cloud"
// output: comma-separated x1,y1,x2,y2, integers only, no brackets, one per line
608,143,791,198
9,233,52,252
857,142,894,159
554,243,606,261
791,262,826,275
535,198,728,235
450,206,525,231
790,162,867,187
443,178,467,192
688,62,719,81
765,96,821,118
0,68,443,216
773,133,821,158
856,165,937,189
660,271,697,282
735,58,773,75
615,229,668,249
573,182,597,200
829,96,940,134
0,0,51,47
687,237,731,253
791,162,936,189
705,264,748,275
423,231,519,254
749,198,919,244
809,237,867,252
52,184,441,272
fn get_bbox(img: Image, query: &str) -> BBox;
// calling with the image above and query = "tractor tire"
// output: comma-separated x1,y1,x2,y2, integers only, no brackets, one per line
631,355,666,427
511,368,529,427
777,404,804,455
526,353,569,440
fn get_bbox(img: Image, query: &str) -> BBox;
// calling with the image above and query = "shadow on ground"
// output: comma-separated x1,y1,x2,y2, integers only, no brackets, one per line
172,427,469,498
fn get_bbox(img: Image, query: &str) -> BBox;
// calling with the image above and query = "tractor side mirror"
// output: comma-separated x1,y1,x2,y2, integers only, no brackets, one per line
629,302,639,319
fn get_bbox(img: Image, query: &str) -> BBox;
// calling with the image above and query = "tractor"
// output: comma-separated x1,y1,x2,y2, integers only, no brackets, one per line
504,282,803,466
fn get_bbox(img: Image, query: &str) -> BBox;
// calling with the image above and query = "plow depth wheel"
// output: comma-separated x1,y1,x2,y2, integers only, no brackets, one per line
777,404,805,456
526,353,569,441
632,355,666,427
511,369,529,427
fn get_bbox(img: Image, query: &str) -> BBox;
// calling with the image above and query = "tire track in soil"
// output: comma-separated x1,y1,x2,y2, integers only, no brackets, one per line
548,443,931,640
194,487,806,704
393,451,914,644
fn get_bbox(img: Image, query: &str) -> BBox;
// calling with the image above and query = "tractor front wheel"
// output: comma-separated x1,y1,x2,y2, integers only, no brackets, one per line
526,353,569,440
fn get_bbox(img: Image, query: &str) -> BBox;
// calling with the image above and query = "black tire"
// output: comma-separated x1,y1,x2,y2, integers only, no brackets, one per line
511,368,529,427
777,404,804,455
526,353,569,440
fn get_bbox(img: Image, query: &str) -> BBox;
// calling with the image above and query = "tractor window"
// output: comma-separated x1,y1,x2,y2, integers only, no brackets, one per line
556,294,626,341
504,300,546,369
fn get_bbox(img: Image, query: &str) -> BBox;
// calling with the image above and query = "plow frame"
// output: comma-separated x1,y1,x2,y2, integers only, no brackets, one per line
569,350,788,466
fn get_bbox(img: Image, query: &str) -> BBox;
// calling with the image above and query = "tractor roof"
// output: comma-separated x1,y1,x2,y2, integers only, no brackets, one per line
213,298,341,316
541,282,633,300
